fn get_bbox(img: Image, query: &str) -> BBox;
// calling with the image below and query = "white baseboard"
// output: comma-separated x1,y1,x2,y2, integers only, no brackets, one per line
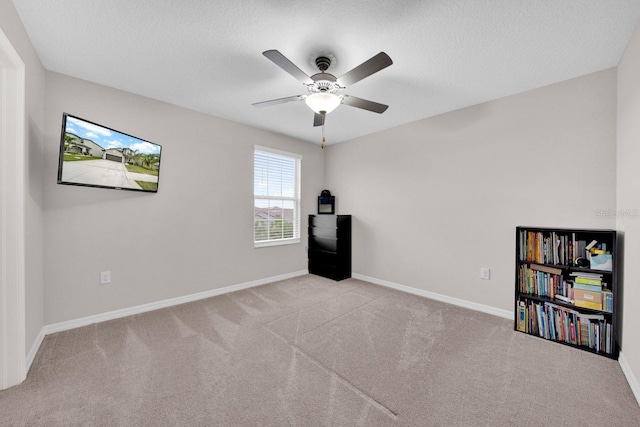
26,328,46,374
26,270,307,368
352,273,513,320
619,352,640,406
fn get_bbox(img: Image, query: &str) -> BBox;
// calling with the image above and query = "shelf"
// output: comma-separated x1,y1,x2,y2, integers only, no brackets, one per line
517,260,612,276
520,329,617,359
516,293,613,316
515,226,619,359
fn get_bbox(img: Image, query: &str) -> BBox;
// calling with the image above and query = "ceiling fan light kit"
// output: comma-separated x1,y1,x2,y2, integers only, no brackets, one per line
305,93,341,114
253,49,393,146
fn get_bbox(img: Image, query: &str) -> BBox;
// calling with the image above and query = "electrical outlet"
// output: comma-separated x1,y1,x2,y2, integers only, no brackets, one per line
100,271,111,284
480,268,491,280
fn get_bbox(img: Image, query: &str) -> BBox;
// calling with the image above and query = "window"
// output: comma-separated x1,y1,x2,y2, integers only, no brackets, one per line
254,146,301,247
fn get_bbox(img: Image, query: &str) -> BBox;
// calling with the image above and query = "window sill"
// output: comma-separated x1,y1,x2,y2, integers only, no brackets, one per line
254,238,300,248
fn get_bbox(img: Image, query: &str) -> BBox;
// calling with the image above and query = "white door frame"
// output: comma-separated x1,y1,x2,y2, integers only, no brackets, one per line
0,27,27,390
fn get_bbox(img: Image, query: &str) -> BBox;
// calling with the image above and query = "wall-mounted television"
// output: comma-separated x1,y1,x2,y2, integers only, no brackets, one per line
57,113,162,193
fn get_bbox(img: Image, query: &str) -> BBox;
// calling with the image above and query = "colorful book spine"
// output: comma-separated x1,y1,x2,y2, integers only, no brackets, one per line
519,264,563,298
517,302,526,332
572,282,602,293
602,290,613,312
518,297,612,354
574,300,602,311
575,277,602,286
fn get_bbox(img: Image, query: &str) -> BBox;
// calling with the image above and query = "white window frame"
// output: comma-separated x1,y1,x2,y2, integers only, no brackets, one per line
254,145,302,248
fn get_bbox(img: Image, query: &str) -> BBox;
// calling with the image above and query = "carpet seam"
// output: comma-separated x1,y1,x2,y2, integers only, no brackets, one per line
298,294,385,339
263,325,399,419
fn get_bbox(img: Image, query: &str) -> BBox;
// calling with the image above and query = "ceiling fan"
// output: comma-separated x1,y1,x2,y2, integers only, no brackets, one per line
253,50,393,145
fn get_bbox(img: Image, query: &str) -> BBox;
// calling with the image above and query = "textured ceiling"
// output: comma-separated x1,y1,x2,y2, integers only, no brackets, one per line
11,0,640,145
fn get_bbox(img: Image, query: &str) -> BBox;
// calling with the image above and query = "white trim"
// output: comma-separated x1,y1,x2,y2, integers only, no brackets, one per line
25,328,45,374
42,270,307,335
253,145,302,246
352,273,513,320
619,352,640,406
255,144,303,160
254,238,300,248
0,28,27,390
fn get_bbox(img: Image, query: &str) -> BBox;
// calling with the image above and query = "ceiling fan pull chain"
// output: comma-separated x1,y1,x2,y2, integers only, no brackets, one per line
321,122,325,149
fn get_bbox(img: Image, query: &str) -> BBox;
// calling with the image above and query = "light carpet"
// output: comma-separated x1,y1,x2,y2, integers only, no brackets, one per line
1,275,639,426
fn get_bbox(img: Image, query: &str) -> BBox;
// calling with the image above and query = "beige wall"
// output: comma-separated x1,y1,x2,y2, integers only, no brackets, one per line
617,20,640,393
43,72,324,324
0,0,45,356
325,68,617,312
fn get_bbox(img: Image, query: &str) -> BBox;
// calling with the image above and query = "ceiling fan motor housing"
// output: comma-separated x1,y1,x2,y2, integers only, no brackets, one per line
307,56,342,94
308,75,340,94
315,56,331,72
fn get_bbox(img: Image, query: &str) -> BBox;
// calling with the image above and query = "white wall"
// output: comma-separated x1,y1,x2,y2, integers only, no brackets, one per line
617,19,640,396
0,0,45,358
43,72,324,324
325,68,617,312
3,0,634,391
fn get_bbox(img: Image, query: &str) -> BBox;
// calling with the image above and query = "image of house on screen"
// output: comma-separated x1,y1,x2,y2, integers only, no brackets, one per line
64,132,132,164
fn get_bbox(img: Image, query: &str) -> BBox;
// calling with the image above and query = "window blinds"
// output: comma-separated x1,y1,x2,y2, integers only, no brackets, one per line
254,146,301,246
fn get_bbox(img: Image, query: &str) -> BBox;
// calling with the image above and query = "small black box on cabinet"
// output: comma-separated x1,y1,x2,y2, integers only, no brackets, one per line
318,196,335,214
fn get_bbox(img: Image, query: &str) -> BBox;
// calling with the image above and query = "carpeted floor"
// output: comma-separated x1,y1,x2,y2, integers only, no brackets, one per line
1,274,639,426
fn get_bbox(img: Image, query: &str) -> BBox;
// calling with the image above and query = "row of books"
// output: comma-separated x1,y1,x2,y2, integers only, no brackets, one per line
518,265,613,312
518,263,566,299
518,230,612,267
517,298,612,354
518,230,587,265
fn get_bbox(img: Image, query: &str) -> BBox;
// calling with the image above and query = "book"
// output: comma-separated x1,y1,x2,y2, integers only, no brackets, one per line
530,263,563,275
573,282,602,293
602,289,613,312
569,272,603,279
517,301,526,332
574,277,602,287
537,305,545,337
574,299,603,310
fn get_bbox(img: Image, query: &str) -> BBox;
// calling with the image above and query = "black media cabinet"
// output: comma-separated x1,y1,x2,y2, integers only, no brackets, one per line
308,215,351,281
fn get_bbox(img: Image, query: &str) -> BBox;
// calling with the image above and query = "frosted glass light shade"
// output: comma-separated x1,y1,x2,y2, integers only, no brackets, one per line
305,93,341,114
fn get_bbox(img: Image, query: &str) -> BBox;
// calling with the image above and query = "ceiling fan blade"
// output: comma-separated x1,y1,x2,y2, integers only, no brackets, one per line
313,113,325,127
341,95,388,114
337,52,393,87
263,50,314,85
252,95,304,108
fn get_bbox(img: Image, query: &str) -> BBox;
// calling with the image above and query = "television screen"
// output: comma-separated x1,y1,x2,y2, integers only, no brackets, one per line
57,113,162,192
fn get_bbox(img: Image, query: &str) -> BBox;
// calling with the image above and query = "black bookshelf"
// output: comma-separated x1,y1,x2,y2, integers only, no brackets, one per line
515,226,620,359
308,215,351,281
